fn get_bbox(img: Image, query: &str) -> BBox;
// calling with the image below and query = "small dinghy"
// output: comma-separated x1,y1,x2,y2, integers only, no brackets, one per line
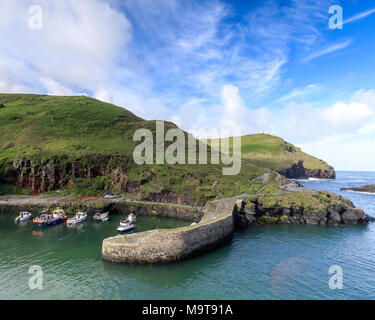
67,212,87,225
15,212,32,223
93,211,109,222
117,213,136,233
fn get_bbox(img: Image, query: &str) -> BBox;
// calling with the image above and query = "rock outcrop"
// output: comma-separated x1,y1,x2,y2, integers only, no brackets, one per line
340,184,375,193
0,156,197,205
233,191,374,227
279,161,336,179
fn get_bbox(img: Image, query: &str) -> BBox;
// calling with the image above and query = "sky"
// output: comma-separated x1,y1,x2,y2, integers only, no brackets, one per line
1,0,375,171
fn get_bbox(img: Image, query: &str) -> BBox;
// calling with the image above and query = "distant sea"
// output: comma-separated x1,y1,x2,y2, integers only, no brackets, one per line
1,171,375,299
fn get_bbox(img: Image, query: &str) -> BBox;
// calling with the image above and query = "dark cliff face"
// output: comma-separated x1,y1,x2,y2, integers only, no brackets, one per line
6,156,127,193
279,161,336,179
0,156,197,205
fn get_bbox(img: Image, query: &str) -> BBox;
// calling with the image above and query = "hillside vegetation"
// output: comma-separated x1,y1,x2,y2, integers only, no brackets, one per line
208,134,335,179
0,94,262,204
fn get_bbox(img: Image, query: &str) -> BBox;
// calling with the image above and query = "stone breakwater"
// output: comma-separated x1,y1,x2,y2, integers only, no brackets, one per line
102,189,374,264
102,208,234,264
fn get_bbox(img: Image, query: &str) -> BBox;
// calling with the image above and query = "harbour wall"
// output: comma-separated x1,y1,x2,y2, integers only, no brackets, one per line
102,199,237,264
0,199,203,222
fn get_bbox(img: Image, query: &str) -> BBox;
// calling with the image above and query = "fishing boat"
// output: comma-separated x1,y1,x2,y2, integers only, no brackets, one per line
117,213,136,233
93,211,109,222
33,208,66,227
67,212,87,225
15,212,32,223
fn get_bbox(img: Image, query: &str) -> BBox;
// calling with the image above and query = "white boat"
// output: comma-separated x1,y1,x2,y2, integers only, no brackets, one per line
93,212,109,222
15,212,32,223
117,213,136,233
117,223,135,233
67,212,87,225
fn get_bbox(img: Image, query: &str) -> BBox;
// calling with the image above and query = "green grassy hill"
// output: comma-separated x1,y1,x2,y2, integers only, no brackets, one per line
0,94,143,160
0,94,262,204
208,134,335,179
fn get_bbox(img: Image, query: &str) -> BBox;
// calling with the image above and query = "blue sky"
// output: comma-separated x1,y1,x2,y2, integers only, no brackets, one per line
1,0,375,170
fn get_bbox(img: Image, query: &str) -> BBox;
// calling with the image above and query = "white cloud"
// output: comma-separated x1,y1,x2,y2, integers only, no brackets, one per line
220,84,251,130
40,78,74,96
300,136,375,171
277,89,375,141
0,80,30,94
344,8,375,24
277,84,318,103
322,102,373,129
94,89,113,104
304,39,353,62
0,0,132,95
0,0,335,124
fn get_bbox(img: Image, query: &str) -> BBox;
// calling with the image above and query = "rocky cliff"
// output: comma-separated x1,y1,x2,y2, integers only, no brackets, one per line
279,161,336,179
211,134,336,180
2,155,128,193
1,155,199,205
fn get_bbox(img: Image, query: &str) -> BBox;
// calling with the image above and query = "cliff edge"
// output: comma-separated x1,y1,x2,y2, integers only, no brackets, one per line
209,134,336,179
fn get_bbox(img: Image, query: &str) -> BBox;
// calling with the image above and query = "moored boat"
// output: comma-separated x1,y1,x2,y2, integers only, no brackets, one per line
15,212,32,223
33,208,66,227
93,211,109,222
116,213,136,233
67,212,87,225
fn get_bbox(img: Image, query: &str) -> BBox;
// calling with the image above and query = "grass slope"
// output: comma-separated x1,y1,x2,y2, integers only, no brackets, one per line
0,94,262,203
209,134,333,172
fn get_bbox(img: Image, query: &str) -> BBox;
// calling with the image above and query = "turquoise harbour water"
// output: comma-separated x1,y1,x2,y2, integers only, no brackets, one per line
1,171,375,300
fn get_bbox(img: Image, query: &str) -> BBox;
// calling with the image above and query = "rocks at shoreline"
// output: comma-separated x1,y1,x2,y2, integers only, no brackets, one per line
233,191,374,227
340,184,375,194
279,160,336,180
